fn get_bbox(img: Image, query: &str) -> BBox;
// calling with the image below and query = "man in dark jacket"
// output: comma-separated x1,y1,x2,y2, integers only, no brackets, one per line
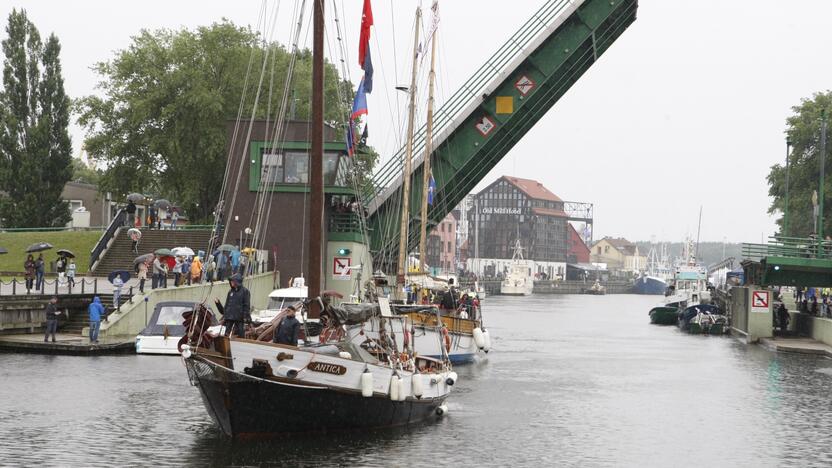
215,274,250,337
273,306,301,346
43,296,61,342
125,200,137,227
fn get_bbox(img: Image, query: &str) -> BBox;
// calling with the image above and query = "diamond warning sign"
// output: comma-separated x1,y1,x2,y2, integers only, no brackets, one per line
514,75,535,96
475,116,496,137
751,290,769,310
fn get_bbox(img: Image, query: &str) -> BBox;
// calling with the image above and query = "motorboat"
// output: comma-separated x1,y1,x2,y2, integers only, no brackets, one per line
500,239,534,296
583,280,606,295
136,301,200,355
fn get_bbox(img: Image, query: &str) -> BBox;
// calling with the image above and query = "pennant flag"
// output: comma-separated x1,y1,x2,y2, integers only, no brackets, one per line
428,171,436,206
358,0,374,68
362,48,374,93
351,78,368,120
346,121,356,157
359,124,369,146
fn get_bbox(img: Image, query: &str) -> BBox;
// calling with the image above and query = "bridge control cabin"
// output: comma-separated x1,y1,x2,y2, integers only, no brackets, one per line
221,119,371,298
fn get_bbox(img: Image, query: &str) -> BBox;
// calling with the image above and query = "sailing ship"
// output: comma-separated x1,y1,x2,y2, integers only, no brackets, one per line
500,239,534,296
181,0,455,437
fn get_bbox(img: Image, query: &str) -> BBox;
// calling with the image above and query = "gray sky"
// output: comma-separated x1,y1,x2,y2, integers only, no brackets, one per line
4,0,830,243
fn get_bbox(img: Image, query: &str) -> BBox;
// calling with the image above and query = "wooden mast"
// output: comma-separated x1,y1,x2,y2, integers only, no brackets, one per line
418,6,438,274
307,0,325,317
396,7,422,291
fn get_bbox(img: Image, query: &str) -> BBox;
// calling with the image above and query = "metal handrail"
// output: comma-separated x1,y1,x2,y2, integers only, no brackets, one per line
90,209,126,270
742,237,832,260
364,0,576,204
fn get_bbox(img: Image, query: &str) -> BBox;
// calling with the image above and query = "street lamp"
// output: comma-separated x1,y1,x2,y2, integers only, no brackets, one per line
819,109,828,242
784,137,792,237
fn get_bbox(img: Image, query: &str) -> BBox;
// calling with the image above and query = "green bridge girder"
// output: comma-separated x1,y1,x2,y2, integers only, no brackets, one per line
364,0,638,269
742,237,832,287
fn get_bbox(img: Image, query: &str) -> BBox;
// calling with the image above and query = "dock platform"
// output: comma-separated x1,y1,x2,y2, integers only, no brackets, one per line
0,333,135,355
760,337,832,357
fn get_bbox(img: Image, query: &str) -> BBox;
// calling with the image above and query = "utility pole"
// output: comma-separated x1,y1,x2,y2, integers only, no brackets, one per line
784,137,792,237
307,0,324,317
819,110,828,242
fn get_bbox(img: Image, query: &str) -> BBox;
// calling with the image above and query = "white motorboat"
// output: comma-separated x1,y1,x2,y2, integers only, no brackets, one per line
500,239,534,296
136,301,199,355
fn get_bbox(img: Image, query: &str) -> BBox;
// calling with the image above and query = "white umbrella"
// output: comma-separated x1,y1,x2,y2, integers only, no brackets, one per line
172,246,195,257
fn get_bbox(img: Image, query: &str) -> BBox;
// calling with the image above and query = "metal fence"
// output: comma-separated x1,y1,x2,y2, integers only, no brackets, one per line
742,236,832,261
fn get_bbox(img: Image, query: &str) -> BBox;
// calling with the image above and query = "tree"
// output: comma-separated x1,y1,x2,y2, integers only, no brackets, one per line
0,10,72,228
767,91,832,238
76,20,375,223
70,157,102,185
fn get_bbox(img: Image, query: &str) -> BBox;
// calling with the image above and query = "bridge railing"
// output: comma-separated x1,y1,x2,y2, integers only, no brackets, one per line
364,0,578,206
742,236,832,261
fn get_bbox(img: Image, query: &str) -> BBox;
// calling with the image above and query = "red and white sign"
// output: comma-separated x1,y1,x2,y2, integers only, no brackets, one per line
751,290,769,310
333,257,351,278
514,75,536,96
475,116,496,137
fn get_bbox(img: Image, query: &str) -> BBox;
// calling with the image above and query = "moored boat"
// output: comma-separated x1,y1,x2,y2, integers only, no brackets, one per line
648,306,679,325
500,239,534,296
136,301,199,355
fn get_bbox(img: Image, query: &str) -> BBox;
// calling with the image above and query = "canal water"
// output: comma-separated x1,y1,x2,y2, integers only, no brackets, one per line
3,294,832,467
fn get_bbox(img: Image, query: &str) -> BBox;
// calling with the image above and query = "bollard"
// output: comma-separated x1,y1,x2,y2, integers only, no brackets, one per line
93,278,98,295
81,278,85,294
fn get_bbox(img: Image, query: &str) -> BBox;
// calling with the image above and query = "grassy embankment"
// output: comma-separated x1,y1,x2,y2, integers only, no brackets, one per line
0,231,101,273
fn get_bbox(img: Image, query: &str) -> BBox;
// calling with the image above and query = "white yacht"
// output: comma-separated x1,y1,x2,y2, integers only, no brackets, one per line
136,301,199,355
500,239,534,296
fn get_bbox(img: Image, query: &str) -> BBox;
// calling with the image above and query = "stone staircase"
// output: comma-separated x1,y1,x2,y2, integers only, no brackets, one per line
61,294,116,335
92,228,212,276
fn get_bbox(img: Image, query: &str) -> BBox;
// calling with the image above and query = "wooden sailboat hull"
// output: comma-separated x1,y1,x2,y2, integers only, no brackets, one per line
185,355,447,437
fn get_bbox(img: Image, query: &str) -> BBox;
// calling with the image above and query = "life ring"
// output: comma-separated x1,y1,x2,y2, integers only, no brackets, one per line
442,327,451,353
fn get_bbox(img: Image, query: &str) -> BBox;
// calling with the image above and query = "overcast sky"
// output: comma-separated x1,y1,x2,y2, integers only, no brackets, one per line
4,0,831,243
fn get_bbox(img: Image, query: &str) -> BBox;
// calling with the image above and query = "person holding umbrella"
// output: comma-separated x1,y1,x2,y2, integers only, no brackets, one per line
112,274,123,310
126,199,137,227
128,228,141,254
24,254,35,293
67,259,76,288
35,254,45,290
152,255,164,289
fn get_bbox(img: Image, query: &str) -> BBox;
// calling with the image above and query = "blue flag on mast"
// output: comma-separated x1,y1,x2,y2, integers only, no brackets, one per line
427,172,436,205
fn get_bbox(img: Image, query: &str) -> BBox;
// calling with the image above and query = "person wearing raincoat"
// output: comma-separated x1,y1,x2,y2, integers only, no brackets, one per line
88,296,105,343
190,256,203,284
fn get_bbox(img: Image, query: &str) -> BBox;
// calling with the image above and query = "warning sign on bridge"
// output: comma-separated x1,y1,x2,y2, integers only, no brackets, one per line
333,257,351,280
515,75,536,96
475,116,496,137
751,290,769,312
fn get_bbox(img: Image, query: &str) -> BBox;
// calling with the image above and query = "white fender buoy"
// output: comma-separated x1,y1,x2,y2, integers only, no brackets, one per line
472,327,485,350
389,375,401,401
276,366,300,378
430,376,441,385
482,329,491,353
397,376,407,401
412,373,424,399
361,370,373,397
436,404,449,416
181,348,192,359
339,351,352,360
445,371,458,386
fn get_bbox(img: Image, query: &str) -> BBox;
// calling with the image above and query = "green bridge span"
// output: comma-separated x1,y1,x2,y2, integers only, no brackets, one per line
364,0,639,269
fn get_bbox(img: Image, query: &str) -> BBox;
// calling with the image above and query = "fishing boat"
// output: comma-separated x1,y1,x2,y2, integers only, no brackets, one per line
677,304,727,334
663,239,711,308
392,301,490,364
632,243,672,295
181,1,454,437
182,299,454,437
648,305,679,325
500,239,534,296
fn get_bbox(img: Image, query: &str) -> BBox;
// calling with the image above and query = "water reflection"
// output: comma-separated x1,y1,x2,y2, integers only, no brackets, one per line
4,294,832,466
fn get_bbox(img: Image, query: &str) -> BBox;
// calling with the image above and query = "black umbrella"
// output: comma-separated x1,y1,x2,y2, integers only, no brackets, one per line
126,193,145,203
0,247,7,255
153,199,172,210
26,242,53,253
108,270,131,284
56,249,75,258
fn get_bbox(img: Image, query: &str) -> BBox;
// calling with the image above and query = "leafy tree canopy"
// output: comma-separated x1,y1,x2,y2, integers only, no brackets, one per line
767,91,832,238
76,20,374,223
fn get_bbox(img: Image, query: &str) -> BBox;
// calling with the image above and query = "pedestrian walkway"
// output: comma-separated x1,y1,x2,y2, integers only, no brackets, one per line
1,276,144,297
0,333,134,355
760,337,832,357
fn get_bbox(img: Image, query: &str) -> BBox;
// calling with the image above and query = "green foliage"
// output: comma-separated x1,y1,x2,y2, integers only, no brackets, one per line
0,9,72,228
767,91,832,237
76,20,366,223
69,157,101,185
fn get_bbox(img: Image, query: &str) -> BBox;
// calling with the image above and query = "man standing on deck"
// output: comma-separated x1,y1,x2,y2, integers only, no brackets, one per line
215,274,250,338
273,306,301,346
43,296,61,343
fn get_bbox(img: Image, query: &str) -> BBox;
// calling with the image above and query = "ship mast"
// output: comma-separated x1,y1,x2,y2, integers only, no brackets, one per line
307,0,325,317
396,7,422,292
418,5,439,274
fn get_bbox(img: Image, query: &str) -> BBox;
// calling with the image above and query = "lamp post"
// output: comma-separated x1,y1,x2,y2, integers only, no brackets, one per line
819,110,828,242
784,137,792,237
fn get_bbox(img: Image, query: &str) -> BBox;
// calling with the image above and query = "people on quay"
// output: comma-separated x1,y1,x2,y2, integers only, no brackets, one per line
148,206,158,230
182,256,191,286
216,252,228,281
24,254,35,293
66,259,76,288
130,230,140,254
776,303,790,333
231,247,241,275
171,208,179,229
152,255,165,289
43,296,61,343
112,275,123,310
88,296,104,344
206,255,216,283
190,255,202,284
215,274,250,338
126,199,137,227
273,305,301,346
137,260,148,293
35,254,45,291
56,255,66,285
173,256,183,286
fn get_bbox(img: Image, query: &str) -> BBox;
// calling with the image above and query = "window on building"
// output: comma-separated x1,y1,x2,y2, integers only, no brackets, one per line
447,241,452,253
604,246,609,253
323,152,339,185
284,152,309,183
261,152,284,185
